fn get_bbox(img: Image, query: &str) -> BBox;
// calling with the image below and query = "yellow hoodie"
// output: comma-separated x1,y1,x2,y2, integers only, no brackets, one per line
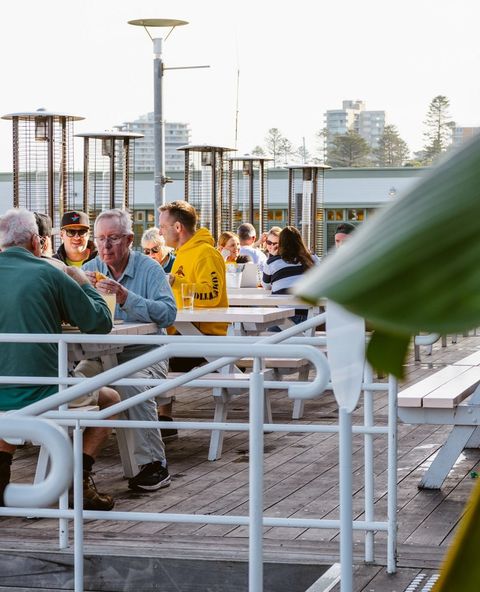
170,227,228,336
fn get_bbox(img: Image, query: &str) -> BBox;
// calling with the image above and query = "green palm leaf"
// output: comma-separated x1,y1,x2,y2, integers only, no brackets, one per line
294,135,480,377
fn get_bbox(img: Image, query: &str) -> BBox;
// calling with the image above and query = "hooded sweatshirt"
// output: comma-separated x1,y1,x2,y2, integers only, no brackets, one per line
170,227,228,336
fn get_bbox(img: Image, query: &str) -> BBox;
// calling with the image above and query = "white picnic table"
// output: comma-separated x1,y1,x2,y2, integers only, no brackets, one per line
174,306,296,336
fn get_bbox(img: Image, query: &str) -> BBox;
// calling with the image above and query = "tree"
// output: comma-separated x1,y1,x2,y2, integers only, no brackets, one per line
327,131,371,167
296,144,312,164
264,128,284,167
422,95,454,163
373,125,409,167
251,145,266,157
279,137,294,165
314,128,328,163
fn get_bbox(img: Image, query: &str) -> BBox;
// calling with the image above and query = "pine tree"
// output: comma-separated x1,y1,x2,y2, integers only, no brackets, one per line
264,128,284,167
327,131,371,167
373,125,409,166
423,95,454,163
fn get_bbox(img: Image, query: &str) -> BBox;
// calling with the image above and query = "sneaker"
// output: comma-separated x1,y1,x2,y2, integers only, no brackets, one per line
128,461,171,492
70,471,115,511
158,414,179,442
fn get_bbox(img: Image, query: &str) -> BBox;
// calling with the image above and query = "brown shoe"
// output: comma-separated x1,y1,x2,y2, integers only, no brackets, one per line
82,471,115,511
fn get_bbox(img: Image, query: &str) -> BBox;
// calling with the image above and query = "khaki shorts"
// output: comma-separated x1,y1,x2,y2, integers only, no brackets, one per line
69,359,103,407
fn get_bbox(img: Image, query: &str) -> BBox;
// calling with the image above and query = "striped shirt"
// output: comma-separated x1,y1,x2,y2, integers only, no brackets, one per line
261,255,310,294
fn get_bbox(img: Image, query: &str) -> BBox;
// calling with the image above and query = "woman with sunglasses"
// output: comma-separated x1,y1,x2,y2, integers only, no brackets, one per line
262,226,282,259
53,210,98,267
141,227,175,273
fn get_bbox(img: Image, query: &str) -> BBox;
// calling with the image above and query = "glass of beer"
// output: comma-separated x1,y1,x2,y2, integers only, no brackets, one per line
181,283,196,310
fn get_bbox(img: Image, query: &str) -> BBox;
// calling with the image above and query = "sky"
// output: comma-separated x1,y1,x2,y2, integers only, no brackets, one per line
0,0,479,171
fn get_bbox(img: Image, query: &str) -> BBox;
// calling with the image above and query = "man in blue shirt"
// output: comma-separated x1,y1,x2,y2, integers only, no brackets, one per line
83,209,177,493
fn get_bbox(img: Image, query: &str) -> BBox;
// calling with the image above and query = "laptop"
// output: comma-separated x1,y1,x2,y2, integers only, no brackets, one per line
240,262,260,288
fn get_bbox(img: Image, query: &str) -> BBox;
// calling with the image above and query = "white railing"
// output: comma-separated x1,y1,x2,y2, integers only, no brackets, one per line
0,313,397,592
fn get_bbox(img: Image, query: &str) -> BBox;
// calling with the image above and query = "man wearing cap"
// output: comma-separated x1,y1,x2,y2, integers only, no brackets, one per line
33,212,65,271
54,210,97,267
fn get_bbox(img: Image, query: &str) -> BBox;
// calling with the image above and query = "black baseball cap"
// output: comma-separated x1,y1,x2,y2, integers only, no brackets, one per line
34,212,58,237
61,210,90,229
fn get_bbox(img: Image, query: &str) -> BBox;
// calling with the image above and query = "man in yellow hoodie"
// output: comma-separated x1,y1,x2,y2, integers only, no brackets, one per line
157,200,228,433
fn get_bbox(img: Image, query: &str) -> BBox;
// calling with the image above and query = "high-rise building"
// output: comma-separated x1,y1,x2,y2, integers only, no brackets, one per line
114,113,191,172
451,126,480,148
324,100,385,150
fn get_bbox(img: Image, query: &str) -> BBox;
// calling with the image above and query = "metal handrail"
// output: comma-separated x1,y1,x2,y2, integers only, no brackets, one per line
0,416,73,507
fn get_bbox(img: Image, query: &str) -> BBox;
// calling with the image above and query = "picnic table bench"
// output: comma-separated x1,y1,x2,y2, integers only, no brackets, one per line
398,357,480,489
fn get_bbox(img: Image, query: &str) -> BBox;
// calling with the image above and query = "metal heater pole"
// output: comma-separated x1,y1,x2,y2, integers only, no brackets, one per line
153,37,165,225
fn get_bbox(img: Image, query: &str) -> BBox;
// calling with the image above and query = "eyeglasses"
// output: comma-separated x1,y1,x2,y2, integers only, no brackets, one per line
64,228,88,238
94,235,127,245
266,240,278,246
143,247,160,255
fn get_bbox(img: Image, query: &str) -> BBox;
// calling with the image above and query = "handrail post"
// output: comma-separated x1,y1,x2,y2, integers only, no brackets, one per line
387,375,398,573
249,356,264,592
339,406,353,591
58,339,69,549
73,420,84,592
363,363,375,562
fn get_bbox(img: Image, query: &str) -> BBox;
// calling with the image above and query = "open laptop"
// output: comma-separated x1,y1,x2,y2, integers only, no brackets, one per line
240,262,260,288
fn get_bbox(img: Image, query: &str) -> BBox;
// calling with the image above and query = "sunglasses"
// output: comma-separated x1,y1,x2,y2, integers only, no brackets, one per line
64,228,88,238
266,240,278,246
144,247,160,255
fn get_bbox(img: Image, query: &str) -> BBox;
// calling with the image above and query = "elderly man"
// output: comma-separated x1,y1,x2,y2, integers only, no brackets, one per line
0,208,119,510
83,209,176,493
54,210,97,266
237,222,267,266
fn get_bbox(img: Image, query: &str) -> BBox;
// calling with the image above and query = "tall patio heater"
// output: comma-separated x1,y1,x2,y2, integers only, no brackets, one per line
287,164,331,257
225,155,272,235
1,108,84,229
75,131,143,219
179,144,236,240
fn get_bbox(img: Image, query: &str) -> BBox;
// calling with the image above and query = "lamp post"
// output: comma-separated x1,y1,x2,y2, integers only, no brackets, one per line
128,19,188,223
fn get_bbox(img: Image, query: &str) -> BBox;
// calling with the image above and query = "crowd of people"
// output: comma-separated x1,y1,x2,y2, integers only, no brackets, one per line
0,200,355,510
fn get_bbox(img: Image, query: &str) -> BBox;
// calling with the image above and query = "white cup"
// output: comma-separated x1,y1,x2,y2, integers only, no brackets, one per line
181,283,196,310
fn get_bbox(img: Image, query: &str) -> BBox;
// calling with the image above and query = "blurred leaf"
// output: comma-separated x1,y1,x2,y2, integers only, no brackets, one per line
366,330,411,378
294,135,480,375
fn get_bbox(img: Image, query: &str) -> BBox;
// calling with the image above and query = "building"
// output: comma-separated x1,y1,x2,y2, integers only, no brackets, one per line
451,126,480,148
324,100,386,150
0,166,427,252
114,114,191,172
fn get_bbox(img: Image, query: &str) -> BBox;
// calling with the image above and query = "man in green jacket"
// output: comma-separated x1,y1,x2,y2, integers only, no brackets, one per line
0,208,119,511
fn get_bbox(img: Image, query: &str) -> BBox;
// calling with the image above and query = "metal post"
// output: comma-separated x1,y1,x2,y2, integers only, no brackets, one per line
58,339,69,549
339,406,353,591
73,422,84,592
249,357,264,591
363,364,375,562
387,376,398,573
153,36,165,225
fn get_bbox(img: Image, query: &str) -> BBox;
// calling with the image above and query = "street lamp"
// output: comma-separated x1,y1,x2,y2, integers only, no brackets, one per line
128,18,187,224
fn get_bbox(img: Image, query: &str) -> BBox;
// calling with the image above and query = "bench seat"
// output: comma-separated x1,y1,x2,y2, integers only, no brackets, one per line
398,363,480,489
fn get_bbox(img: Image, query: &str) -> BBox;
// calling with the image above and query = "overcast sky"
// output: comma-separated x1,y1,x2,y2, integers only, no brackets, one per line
0,0,478,171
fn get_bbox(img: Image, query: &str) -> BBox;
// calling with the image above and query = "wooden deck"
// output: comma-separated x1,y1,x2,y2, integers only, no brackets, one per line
2,333,480,591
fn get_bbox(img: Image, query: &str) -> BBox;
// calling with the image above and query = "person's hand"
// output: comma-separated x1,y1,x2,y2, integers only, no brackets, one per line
64,266,91,286
83,270,98,286
166,273,175,286
96,278,128,306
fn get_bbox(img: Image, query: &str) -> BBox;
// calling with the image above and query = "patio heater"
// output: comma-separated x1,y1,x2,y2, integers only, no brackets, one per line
1,108,84,229
179,144,236,240
287,164,331,257
225,155,272,235
75,131,143,219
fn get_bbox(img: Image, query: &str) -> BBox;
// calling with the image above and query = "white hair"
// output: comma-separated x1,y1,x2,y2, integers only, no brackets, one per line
141,227,166,247
0,208,38,249
94,208,134,235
